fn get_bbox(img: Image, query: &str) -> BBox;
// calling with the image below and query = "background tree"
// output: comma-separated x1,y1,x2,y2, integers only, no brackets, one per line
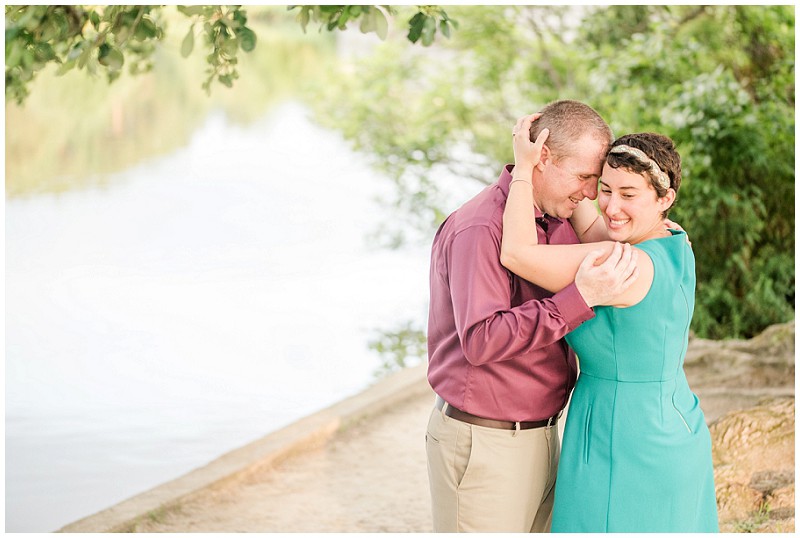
308,5,794,344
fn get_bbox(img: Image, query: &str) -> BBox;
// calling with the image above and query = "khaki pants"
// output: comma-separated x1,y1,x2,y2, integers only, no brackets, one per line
425,401,560,532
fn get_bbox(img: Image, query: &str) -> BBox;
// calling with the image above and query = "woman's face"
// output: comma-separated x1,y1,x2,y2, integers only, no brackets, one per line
597,164,674,244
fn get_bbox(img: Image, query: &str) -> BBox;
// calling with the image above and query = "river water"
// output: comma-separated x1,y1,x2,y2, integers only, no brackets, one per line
5,102,438,532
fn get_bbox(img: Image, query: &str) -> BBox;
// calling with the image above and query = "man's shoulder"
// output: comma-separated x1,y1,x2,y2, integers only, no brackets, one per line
450,183,504,229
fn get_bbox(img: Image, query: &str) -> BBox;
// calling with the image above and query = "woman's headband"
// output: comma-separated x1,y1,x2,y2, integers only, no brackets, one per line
608,145,670,190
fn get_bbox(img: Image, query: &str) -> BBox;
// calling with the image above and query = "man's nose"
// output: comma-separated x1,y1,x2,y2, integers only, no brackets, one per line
583,180,598,200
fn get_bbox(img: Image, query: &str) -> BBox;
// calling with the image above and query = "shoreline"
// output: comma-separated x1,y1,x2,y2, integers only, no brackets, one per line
59,363,431,533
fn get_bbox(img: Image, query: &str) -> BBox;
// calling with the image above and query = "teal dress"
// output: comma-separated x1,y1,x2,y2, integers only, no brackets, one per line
551,230,719,532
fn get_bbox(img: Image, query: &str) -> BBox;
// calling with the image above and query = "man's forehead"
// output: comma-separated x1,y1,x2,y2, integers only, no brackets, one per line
561,152,604,176
574,141,608,173
565,136,607,160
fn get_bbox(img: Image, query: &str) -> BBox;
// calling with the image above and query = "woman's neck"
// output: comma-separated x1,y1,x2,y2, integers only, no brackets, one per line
632,220,671,244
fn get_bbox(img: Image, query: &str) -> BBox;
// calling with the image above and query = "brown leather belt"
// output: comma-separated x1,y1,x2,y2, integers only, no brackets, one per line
436,396,558,430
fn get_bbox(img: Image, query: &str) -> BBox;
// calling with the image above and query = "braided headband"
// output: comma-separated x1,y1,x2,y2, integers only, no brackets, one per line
608,145,670,190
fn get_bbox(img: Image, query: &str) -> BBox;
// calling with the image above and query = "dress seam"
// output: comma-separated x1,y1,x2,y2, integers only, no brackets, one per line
606,315,616,532
605,381,617,532
579,371,678,383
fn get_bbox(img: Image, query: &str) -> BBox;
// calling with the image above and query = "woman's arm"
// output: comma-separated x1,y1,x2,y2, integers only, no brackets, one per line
570,199,609,243
501,173,620,293
502,115,653,307
502,199,654,306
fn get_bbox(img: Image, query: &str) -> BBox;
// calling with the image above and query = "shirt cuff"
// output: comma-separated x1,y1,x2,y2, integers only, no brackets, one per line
551,282,595,330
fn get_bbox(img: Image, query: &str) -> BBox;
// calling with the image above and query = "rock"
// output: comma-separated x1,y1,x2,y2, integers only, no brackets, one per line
749,470,794,494
685,321,795,424
710,397,795,532
685,321,794,390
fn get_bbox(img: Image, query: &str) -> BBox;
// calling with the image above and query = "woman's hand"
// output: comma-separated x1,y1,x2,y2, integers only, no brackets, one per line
664,218,692,245
512,113,549,181
502,114,549,268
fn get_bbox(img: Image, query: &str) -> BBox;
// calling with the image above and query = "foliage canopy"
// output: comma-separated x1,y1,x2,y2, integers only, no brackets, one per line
309,5,794,341
5,4,456,104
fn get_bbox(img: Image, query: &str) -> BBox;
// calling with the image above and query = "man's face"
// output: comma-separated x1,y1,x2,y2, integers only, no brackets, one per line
533,134,607,219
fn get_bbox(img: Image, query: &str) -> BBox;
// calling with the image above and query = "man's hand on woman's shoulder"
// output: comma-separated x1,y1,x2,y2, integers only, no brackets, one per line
575,242,639,307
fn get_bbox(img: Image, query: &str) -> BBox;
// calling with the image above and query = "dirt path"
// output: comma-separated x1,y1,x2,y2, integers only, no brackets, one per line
130,383,793,532
135,389,437,532
124,322,795,533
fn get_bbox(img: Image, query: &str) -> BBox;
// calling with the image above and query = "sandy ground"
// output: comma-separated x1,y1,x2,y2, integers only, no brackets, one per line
130,377,787,533
135,389,437,532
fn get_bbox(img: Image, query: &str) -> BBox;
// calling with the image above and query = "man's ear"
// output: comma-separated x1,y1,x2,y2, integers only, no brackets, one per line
537,144,551,172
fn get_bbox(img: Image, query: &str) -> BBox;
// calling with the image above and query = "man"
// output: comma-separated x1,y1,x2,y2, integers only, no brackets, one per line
425,100,636,532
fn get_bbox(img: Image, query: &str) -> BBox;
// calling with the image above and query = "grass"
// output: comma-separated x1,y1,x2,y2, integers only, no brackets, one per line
732,501,772,533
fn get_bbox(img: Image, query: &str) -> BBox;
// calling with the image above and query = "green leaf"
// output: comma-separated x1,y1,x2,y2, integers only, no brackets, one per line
34,42,56,62
407,13,425,43
439,20,450,38
66,41,83,61
6,40,24,68
409,12,425,24
233,9,247,27
218,73,233,87
297,7,310,32
115,25,131,44
221,36,239,57
337,9,350,29
97,44,124,70
180,25,194,57
421,16,436,46
76,42,92,68
40,19,59,42
359,8,375,34
54,57,76,75
374,8,389,40
238,26,256,52
5,26,19,43
134,17,158,41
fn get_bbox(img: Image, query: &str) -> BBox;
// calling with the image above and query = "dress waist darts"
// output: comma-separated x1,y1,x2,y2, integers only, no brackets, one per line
578,370,680,384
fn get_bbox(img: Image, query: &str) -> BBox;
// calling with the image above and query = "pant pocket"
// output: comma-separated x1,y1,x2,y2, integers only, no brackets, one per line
454,424,475,488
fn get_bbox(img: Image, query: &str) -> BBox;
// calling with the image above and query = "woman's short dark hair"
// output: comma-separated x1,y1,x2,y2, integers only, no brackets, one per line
606,132,682,218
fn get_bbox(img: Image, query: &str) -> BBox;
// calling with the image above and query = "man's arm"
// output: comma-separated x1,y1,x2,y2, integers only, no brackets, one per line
449,225,594,366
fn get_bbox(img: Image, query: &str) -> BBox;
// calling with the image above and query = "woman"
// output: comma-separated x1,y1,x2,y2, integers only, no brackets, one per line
501,114,718,532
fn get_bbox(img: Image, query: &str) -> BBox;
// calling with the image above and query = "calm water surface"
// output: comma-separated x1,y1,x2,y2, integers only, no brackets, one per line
5,103,433,532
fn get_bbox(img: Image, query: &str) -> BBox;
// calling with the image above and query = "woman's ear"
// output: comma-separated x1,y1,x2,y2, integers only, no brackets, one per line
659,188,677,210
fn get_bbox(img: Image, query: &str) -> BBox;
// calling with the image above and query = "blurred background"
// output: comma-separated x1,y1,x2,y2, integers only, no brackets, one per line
5,5,794,532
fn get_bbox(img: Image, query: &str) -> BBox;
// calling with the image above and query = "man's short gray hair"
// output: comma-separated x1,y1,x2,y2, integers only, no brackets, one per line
529,100,613,162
